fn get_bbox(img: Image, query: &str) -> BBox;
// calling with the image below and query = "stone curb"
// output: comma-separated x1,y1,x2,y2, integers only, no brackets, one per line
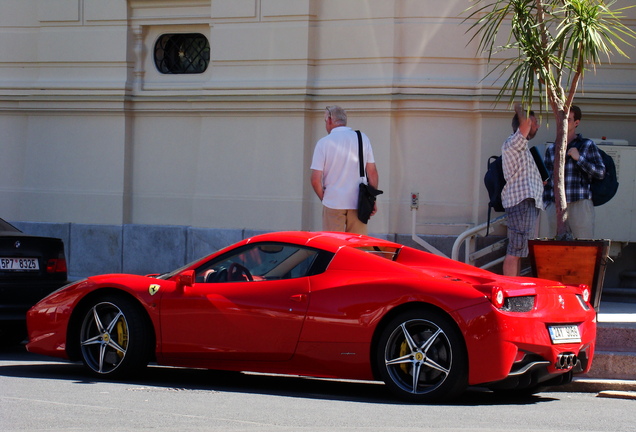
559,378,636,399
596,390,636,400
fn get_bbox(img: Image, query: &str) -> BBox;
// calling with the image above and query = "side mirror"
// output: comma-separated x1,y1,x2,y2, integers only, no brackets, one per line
176,270,195,292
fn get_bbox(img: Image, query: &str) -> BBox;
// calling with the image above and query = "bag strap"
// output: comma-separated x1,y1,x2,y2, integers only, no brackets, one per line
356,130,365,178
571,135,594,181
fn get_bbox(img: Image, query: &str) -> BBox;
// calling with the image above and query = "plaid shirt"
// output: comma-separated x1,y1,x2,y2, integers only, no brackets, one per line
543,134,605,205
501,130,544,209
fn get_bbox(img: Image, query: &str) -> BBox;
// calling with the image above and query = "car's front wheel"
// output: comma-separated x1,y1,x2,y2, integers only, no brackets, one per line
78,294,152,377
376,309,468,403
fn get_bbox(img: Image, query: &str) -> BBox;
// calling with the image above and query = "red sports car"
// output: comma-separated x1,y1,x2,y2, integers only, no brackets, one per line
26,231,596,402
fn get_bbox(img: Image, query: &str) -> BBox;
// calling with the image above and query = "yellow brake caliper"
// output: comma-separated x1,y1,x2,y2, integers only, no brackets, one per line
115,319,129,358
399,341,410,374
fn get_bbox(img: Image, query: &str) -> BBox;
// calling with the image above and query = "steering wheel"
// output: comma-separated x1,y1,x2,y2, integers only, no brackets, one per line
227,262,254,282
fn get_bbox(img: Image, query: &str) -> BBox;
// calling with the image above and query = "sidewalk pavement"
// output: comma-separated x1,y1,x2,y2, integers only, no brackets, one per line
597,300,636,326
561,300,636,398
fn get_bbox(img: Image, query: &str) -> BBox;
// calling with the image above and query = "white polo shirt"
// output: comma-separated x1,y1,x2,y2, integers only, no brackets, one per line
311,126,375,210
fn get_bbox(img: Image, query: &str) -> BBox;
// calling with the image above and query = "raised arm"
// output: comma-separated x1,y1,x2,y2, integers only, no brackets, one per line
514,103,532,138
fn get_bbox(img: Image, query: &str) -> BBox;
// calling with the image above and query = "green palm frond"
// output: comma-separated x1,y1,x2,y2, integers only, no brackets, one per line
464,0,636,112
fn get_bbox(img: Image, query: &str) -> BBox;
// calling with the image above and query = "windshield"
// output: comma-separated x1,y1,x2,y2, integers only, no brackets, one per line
156,255,210,280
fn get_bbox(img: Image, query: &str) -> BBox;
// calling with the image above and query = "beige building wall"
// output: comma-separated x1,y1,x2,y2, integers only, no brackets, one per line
1,0,635,237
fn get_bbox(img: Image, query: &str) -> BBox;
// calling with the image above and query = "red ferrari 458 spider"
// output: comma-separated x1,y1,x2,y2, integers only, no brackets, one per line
26,231,596,402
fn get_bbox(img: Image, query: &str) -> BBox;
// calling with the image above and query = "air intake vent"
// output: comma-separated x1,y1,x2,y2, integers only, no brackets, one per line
502,296,535,312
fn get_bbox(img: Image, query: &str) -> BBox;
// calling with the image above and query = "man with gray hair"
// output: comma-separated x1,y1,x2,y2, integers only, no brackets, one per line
310,105,380,234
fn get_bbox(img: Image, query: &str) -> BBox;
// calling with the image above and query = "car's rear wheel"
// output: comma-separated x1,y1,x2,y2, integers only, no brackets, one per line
376,309,468,403
79,294,152,377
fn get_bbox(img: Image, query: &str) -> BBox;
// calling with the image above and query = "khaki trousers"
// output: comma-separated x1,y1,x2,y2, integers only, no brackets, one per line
322,206,368,235
545,199,595,239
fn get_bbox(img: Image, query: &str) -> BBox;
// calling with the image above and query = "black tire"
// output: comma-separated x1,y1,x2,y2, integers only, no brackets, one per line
376,309,468,403
0,321,27,347
78,294,152,378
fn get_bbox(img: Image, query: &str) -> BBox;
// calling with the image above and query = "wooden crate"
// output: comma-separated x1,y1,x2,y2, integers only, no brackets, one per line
528,239,610,310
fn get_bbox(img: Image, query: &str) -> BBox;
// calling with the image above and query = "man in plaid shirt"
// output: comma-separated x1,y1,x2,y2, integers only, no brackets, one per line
501,104,544,276
543,106,605,239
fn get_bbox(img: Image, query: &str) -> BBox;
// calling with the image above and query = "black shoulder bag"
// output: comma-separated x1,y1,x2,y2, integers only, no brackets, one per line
356,130,383,224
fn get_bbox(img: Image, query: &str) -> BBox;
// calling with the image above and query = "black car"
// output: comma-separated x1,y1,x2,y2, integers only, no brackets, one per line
0,218,68,345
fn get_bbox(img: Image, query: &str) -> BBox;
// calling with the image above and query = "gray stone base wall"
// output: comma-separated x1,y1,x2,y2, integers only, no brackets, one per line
11,222,257,279
10,221,460,280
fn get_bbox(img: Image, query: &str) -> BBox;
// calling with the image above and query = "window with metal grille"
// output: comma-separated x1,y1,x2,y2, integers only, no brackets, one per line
154,33,210,74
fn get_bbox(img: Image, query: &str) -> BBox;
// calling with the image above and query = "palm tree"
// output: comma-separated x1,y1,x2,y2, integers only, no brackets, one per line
465,0,635,239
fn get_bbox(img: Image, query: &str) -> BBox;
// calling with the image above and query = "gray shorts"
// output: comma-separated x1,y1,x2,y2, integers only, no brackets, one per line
505,199,539,257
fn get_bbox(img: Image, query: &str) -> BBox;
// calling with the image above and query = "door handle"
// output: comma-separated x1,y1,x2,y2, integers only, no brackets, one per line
290,294,307,303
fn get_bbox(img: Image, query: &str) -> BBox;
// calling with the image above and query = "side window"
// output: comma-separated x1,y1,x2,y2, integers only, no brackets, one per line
154,33,210,74
195,243,319,283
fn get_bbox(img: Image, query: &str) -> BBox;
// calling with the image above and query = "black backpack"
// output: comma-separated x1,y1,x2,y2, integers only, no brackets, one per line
590,148,619,206
484,155,505,235
573,138,619,206
483,147,549,235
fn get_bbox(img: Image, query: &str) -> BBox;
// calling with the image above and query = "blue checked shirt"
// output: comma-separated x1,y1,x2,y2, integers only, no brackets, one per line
501,130,544,209
543,134,605,205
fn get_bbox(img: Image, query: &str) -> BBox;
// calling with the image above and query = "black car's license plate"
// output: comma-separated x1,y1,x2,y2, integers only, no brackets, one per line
0,257,40,271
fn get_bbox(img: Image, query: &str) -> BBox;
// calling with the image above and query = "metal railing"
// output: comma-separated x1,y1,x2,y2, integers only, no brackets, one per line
410,194,508,269
410,203,450,258
450,215,508,270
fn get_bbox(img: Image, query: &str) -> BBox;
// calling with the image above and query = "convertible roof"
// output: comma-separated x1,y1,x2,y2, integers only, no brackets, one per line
245,231,401,253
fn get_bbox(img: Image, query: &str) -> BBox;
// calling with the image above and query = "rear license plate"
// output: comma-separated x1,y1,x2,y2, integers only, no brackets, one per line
0,257,40,271
548,325,581,344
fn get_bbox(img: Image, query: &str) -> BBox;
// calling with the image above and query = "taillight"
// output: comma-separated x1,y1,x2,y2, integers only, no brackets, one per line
46,258,67,274
579,284,591,304
490,286,505,309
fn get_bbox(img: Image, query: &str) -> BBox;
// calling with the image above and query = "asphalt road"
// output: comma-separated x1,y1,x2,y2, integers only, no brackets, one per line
2,345,636,432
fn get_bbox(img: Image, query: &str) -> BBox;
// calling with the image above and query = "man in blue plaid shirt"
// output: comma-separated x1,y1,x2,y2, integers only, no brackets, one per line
543,106,605,239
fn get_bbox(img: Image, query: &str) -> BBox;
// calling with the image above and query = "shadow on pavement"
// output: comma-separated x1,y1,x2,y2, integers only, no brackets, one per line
1,343,557,407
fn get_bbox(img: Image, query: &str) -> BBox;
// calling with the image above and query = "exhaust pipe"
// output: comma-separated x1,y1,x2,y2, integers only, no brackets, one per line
556,353,577,370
